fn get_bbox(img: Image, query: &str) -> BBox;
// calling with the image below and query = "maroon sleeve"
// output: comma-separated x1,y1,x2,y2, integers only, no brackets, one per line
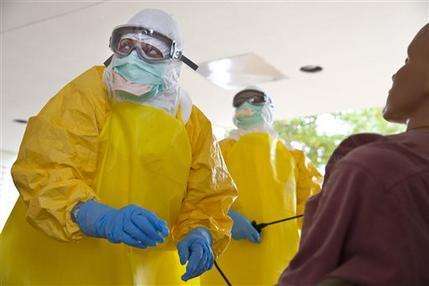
279,160,391,286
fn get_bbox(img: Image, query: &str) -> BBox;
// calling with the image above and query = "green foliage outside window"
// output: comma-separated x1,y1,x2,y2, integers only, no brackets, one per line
274,107,406,171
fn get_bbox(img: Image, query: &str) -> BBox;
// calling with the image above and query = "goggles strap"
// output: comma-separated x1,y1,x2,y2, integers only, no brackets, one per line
181,55,199,71
104,55,113,67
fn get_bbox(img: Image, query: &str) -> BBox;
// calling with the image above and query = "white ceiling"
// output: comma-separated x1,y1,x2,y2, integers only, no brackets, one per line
1,1,428,152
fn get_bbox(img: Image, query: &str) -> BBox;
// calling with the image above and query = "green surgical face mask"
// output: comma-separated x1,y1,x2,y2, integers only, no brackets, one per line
233,102,265,129
112,51,166,100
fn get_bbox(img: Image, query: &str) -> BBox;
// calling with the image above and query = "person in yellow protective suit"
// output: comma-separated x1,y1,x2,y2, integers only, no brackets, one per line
0,9,237,285
201,87,322,286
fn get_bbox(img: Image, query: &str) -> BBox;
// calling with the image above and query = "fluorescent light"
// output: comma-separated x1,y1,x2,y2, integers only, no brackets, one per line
198,53,286,90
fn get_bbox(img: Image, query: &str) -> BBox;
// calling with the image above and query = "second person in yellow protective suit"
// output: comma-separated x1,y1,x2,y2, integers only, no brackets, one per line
0,9,237,285
201,87,321,286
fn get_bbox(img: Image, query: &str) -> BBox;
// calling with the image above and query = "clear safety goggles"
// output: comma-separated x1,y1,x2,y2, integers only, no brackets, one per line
233,89,271,108
109,25,198,70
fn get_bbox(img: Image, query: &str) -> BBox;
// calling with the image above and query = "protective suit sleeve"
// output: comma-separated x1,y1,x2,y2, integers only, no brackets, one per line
11,66,109,241
218,138,243,211
290,149,322,228
172,106,237,257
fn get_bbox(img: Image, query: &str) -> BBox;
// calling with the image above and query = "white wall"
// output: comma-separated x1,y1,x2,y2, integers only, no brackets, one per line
0,150,18,233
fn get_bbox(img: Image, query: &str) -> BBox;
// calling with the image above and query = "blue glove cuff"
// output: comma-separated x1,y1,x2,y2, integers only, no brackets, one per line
228,209,243,221
228,210,237,216
188,227,212,247
73,200,115,238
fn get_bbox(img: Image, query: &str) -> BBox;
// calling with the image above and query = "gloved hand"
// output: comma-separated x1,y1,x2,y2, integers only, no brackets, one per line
73,200,169,249
177,227,214,281
229,210,261,243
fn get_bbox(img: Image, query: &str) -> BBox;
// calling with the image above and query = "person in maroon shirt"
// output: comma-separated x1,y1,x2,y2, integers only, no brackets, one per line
279,23,429,286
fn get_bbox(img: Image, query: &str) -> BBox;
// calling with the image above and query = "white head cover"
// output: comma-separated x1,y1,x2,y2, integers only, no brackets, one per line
126,9,183,51
229,86,278,140
104,9,190,119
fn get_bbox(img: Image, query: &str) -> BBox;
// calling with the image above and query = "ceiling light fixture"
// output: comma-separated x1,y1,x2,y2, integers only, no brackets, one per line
13,119,28,124
300,65,323,73
198,53,286,90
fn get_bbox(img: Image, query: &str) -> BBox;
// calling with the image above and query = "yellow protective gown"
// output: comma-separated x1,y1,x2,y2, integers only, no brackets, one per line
0,66,236,285
201,132,321,286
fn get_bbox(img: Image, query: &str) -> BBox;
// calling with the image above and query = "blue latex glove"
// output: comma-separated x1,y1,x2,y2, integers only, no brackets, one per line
177,227,214,281
229,210,261,243
73,200,169,249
